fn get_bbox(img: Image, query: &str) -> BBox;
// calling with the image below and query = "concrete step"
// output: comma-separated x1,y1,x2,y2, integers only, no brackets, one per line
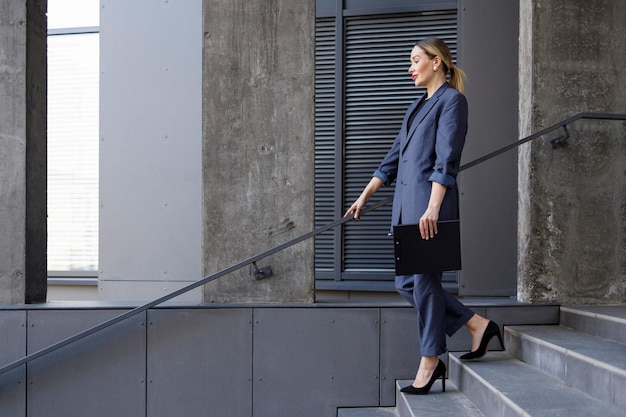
560,305,626,344
449,351,626,417
337,379,485,417
338,407,398,417
395,379,485,417
505,324,626,411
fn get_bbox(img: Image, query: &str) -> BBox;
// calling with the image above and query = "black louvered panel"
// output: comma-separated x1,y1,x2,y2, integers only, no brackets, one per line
342,11,457,274
314,18,337,272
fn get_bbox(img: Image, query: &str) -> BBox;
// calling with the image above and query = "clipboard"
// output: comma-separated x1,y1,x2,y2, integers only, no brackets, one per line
393,220,461,275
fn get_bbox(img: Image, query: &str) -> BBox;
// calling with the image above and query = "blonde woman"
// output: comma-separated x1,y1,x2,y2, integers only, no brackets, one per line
345,37,503,395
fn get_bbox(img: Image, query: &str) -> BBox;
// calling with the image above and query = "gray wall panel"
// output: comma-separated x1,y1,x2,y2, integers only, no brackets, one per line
457,0,519,296
146,309,253,417
253,308,380,416
99,0,202,300
0,304,560,416
380,308,420,406
0,311,26,417
26,310,146,417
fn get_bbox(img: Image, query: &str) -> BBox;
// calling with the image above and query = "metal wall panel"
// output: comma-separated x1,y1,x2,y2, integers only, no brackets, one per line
26,310,146,417
146,309,253,417
457,0,519,296
0,311,26,417
380,308,420,406
253,308,380,417
1,304,558,416
99,0,202,300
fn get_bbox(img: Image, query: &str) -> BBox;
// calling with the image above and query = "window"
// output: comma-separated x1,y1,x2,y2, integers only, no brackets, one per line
47,0,100,278
314,0,458,291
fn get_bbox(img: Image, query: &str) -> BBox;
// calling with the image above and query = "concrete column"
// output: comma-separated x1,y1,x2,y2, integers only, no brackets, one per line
202,0,315,302
518,0,626,304
0,0,47,304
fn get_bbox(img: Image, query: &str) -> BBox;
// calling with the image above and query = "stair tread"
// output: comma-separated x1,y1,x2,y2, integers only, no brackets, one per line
450,352,626,417
508,325,626,372
338,407,397,417
397,379,485,417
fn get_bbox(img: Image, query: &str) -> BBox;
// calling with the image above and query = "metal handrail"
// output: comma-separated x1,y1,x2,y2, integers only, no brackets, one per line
0,112,624,377
0,199,390,376
458,112,626,172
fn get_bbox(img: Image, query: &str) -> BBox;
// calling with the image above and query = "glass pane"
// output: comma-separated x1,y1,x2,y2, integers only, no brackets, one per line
47,33,99,272
48,0,100,29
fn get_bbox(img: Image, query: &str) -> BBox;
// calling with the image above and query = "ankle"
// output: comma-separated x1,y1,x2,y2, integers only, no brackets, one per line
420,356,439,368
466,315,489,333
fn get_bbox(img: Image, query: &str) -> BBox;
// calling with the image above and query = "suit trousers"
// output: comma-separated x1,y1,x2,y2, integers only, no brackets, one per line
395,272,474,356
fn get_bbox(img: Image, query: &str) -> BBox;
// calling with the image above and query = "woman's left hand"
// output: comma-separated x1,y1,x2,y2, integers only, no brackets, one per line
420,181,446,239
419,207,439,240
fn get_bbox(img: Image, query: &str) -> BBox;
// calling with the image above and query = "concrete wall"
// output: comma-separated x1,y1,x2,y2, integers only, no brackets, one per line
202,0,315,302
518,0,626,304
98,0,203,302
0,0,47,304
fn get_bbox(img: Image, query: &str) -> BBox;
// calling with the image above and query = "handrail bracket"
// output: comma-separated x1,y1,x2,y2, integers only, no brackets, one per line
550,124,570,148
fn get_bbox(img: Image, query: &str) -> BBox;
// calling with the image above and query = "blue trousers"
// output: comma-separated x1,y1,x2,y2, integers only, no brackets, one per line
395,272,474,356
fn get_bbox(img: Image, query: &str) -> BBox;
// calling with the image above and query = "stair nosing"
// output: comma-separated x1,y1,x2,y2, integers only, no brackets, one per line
560,306,626,325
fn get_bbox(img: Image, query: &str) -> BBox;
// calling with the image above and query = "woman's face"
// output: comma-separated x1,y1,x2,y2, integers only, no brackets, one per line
408,45,439,88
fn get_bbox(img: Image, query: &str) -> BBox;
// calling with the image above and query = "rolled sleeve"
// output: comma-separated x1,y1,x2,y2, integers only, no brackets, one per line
373,169,391,186
428,172,456,188
372,131,401,186
430,92,467,189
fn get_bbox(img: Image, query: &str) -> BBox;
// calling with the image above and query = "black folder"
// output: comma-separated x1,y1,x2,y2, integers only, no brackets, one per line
392,220,461,275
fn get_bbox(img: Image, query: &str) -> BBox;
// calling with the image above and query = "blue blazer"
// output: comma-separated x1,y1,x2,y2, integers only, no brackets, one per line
373,83,468,226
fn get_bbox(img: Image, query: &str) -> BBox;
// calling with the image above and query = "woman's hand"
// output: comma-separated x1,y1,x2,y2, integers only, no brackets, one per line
420,181,446,239
344,177,384,220
344,198,367,220
419,207,439,239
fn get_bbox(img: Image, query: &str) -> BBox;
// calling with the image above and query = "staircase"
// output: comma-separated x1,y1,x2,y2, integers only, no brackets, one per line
338,306,626,417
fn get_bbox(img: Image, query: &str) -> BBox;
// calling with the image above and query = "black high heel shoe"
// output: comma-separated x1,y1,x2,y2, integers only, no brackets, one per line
400,359,446,395
460,320,504,360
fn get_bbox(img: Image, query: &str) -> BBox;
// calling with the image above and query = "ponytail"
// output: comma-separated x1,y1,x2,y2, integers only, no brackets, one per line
448,64,466,94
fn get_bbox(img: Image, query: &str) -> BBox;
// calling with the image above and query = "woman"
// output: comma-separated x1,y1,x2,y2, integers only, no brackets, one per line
345,38,503,395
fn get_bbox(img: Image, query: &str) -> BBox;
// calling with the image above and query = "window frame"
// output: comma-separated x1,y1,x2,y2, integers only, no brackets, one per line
47,22,100,283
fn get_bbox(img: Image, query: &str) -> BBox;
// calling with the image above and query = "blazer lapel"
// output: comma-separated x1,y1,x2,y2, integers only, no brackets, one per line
403,83,449,153
402,98,423,134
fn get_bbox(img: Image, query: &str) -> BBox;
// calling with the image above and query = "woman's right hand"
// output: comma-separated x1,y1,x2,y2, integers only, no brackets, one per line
344,177,384,220
344,198,367,220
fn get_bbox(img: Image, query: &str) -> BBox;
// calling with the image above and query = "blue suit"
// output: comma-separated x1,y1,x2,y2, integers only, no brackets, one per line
373,83,474,356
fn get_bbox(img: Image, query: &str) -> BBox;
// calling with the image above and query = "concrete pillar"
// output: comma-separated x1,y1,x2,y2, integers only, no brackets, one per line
0,0,47,304
202,0,315,303
518,0,626,304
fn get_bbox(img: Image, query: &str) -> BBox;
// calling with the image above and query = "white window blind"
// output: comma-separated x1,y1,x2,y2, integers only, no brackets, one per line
47,0,100,273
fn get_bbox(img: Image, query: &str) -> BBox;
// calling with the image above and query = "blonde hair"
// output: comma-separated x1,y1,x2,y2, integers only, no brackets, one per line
415,37,466,94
